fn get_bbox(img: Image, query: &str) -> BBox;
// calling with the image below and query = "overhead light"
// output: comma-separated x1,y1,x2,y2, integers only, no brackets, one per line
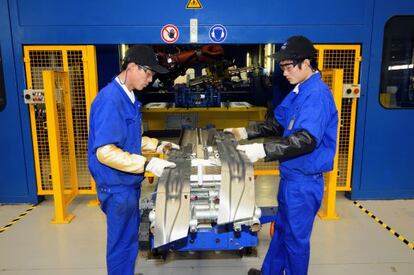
246,52,251,67
120,44,128,60
264,43,275,75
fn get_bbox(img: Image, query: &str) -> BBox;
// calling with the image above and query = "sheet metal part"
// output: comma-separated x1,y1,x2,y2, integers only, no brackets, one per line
216,132,256,225
152,128,259,248
153,148,191,248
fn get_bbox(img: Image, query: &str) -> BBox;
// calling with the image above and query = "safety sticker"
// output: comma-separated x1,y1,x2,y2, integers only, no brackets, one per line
161,24,180,44
186,0,202,9
353,201,414,250
0,204,37,234
209,24,227,43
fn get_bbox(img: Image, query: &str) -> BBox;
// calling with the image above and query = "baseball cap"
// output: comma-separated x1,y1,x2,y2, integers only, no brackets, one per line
274,36,317,62
123,45,169,74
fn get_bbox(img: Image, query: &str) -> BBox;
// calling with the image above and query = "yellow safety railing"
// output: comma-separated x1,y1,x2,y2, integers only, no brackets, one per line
318,69,344,220
23,44,359,222
43,70,78,223
315,45,361,191
24,46,98,196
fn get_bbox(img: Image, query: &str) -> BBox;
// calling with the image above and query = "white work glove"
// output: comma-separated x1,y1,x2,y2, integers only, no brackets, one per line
156,141,180,154
145,157,176,177
223,127,248,141
236,143,266,163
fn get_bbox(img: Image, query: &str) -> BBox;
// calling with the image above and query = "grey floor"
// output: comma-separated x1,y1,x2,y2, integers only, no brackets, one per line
0,176,413,275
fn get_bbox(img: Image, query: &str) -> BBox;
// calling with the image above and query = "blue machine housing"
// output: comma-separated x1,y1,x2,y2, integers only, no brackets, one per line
1,0,414,202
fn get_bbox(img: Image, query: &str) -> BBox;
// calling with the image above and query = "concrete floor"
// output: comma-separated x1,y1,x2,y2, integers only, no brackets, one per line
0,176,413,275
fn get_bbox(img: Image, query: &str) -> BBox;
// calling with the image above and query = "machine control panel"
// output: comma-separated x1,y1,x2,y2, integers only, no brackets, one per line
23,89,45,104
343,84,361,98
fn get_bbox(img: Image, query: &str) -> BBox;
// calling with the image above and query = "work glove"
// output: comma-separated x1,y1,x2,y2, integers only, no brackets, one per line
156,141,180,155
223,127,248,141
236,143,266,163
145,157,176,177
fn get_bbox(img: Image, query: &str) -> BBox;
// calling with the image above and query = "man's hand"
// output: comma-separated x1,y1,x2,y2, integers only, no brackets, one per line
223,127,248,141
145,157,176,177
156,141,180,155
236,143,266,163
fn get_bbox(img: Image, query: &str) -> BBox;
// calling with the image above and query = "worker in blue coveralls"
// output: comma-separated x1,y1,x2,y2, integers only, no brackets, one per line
225,36,338,275
88,45,178,275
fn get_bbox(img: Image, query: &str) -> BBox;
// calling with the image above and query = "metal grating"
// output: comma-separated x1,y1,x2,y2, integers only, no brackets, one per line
322,73,333,89
323,50,356,84
24,47,95,194
67,51,89,190
335,97,354,189
316,46,360,190
28,51,63,191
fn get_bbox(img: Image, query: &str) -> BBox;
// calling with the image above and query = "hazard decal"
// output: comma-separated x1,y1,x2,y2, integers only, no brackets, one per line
186,0,202,9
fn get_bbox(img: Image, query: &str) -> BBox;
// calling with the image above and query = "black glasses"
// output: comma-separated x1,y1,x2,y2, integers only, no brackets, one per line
138,65,156,77
279,61,299,72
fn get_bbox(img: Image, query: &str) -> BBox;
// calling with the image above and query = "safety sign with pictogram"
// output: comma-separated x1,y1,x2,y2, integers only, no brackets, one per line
186,0,202,9
209,24,227,43
161,24,180,44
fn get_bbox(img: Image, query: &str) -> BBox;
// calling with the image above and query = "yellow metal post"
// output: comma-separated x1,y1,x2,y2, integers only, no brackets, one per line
81,46,99,205
318,69,343,220
83,46,99,196
43,71,76,224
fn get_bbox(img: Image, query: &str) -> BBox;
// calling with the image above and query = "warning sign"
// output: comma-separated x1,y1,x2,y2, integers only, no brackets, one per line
186,0,202,9
161,24,179,44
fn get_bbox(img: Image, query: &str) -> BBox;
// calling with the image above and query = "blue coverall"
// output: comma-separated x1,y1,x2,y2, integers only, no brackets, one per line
88,79,143,275
261,72,338,275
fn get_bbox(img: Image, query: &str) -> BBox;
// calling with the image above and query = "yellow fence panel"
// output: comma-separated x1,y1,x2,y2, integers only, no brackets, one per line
23,46,98,196
315,44,361,191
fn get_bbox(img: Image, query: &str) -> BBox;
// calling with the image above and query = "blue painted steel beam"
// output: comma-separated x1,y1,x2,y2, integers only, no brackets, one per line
0,0,38,203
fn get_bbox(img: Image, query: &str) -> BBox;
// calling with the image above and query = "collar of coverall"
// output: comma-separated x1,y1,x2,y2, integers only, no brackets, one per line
292,71,320,94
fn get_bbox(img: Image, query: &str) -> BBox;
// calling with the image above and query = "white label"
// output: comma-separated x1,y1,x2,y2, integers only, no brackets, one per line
190,18,198,43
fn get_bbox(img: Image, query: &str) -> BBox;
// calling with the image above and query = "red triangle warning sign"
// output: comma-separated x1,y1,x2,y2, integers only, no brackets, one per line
186,0,202,9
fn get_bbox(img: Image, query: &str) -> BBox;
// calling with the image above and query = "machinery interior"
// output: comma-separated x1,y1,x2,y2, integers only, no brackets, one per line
101,44,279,254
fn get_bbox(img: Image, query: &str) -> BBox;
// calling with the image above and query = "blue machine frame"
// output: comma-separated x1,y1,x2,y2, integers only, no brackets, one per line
146,206,277,253
0,0,413,202
151,225,259,252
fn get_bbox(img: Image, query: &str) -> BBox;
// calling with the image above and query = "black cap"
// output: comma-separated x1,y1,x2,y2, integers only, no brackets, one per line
123,45,169,74
274,36,317,62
